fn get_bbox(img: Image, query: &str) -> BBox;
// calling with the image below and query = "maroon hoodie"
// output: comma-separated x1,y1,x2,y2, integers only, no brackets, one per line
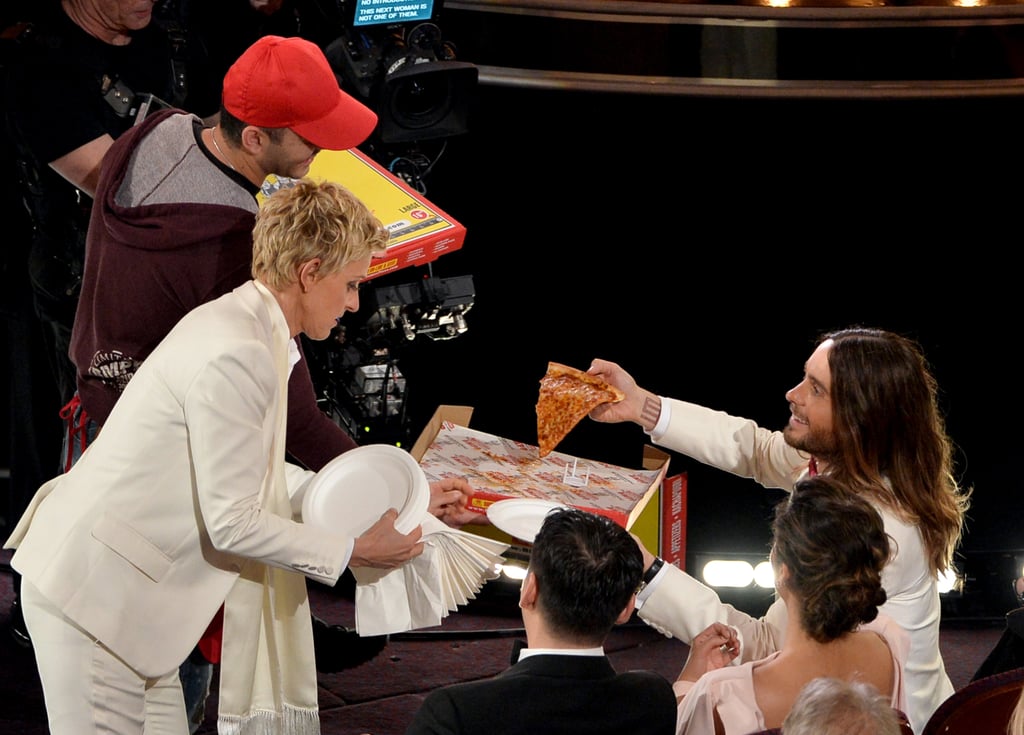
70,108,356,471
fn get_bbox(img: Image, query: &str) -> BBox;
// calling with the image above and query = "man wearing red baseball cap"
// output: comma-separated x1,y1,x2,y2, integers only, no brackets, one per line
222,34,378,152
70,33,385,461
62,33,477,734
205,34,379,185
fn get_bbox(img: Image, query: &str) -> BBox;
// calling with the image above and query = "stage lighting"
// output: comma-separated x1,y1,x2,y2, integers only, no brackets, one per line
702,559,755,588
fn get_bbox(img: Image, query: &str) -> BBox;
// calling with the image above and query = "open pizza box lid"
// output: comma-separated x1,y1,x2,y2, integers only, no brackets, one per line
409,405,670,546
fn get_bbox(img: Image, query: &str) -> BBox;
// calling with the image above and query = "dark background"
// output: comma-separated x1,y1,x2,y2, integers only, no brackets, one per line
356,86,1022,580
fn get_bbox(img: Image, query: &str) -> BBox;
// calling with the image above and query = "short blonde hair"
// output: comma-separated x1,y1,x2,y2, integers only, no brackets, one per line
251,178,388,290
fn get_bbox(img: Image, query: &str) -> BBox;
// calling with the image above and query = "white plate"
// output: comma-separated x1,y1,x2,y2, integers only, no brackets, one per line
486,499,570,543
302,444,429,537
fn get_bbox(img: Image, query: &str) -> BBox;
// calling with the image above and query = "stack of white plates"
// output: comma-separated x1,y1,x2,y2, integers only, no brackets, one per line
302,444,430,536
302,444,509,635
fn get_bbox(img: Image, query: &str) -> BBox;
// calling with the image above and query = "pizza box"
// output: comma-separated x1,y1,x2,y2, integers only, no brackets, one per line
659,471,688,574
261,148,466,280
409,406,671,555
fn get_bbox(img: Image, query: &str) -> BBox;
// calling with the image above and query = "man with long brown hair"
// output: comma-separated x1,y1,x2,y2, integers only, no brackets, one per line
587,327,971,735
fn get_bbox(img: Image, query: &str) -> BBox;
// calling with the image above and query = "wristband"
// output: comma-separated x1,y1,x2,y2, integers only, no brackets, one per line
637,557,665,593
644,557,665,584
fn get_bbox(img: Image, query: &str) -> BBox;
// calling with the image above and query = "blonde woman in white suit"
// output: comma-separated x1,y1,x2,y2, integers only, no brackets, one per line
5,179,419,735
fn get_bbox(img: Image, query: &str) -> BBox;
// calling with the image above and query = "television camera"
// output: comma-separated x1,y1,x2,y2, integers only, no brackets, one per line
303,0,476,445
325,0,477,149
305,271,475,446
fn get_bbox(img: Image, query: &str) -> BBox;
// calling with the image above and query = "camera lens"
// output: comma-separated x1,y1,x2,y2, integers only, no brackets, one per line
376,56,477,143
388,71,454,130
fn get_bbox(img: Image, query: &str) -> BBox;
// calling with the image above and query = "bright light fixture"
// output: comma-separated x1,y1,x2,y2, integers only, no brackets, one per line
937,568,958,594
753,560,775,589
701,557,962,595
702,559,755,588
500,563,528,581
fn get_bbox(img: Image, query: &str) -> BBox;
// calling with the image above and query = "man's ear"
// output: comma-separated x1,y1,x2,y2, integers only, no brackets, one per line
615,596,636,625
519,571,538,610
239,124,266,154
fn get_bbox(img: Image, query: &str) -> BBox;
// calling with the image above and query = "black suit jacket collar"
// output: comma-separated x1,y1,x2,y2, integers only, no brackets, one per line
500,652,617,681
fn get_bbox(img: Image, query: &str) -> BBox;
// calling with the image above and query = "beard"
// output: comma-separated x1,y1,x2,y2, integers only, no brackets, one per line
783,422,837,459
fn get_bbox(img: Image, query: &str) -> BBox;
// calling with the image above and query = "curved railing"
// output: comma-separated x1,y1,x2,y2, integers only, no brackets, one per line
442,0,1024,96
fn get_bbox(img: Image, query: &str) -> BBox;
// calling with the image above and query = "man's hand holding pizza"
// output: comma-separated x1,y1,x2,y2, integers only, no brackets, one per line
587,359,663,432
535,362,625,457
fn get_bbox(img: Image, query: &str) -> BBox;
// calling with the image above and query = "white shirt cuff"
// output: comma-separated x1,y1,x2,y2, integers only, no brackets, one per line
647,396,671,441
634,560,669,609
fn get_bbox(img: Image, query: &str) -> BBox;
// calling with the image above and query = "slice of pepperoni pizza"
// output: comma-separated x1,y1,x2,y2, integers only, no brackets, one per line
535,361,625,458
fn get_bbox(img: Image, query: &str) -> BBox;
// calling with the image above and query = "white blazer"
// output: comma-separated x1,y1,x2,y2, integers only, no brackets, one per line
638,398,954,734
5,281,352,678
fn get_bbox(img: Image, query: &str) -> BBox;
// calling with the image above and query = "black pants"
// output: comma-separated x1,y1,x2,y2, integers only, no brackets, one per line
3,287,64,539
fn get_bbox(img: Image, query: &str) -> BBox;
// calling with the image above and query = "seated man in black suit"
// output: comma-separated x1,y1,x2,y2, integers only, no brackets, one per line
971,576,1024,680
405,507,677,735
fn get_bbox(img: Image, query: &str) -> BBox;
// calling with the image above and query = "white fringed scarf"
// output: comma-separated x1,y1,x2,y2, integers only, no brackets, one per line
217,282,320,735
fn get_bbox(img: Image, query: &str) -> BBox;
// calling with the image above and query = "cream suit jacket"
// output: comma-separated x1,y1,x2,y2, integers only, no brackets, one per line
5,281,351,678
637,399,953,734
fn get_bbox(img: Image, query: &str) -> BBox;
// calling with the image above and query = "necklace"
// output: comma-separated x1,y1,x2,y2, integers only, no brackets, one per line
209,127,236,172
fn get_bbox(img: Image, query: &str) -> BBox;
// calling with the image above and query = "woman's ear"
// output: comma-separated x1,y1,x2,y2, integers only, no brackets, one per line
297,259,321,293
775,561,790,591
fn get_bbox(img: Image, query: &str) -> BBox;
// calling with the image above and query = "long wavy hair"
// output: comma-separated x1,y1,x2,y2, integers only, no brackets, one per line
821,327,970,576
1009,687,1024,735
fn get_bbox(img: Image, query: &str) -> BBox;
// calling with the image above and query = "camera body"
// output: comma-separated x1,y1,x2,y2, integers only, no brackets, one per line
326,0,477,145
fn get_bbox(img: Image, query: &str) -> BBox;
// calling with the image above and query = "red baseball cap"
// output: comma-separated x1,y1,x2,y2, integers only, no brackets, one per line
222,35,378,151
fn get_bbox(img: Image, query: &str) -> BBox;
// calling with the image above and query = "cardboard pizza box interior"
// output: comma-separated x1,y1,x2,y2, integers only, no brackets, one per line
409,405,686,571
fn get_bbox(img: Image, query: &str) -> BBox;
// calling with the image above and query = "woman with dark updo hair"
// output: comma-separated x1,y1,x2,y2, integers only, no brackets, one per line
673,476,909,735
